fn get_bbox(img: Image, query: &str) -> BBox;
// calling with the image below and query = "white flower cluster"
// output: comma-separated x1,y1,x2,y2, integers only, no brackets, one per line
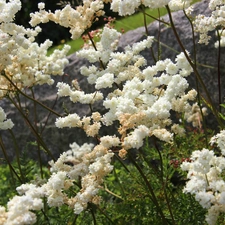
55,111,103,137
109,0,170,16
56,82,103,104
77,26,121,65
0,143,114,223
57,26,196,149
184,102,207,128
168,0,192,11
0,107,14,130
0,0,21,23
0,183,44,225
30,1,105,40
0,0,70,98
194,0,225,44
48,142,114,214
210,130,225,155
181,130,225,225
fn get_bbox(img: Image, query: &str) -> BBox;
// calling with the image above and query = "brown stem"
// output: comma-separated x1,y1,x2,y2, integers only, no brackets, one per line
141,6,157,63
0,134,22,183
2,73,62,117
216,29,222,112
153,137,176,225
128,152,169,225
8,96,55,160
183,9,208,146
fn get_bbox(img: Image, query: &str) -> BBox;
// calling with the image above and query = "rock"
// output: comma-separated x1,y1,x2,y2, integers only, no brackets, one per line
1,0,223,162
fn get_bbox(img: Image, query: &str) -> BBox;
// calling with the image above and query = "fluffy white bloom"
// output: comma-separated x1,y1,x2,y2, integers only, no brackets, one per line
56,82,103,104
0,142,114,218
0,206,7,224
77,26,121,64
194,1,225,45
130,36,154,56
55,113,82,128
78,27,195,147
95,73,114,89
142,0,170,8
37,2,45,10
152,128,173,143
110,0,170,15
0,107,14,130
30,0,105,40
123,125,149,149
0,0,21,23
4,187,44,225
175,51,193,76
181,134,225,224
171,124,185,136
110,0,141,16
210,130,225,156
184,103,207,128
0,7,70,97
168,0,192,11
100,135,120,148
100,26,122,51
89,153,114,176
47,171,67,190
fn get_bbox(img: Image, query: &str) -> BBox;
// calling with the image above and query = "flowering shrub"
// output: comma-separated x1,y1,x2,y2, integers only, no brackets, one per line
0,0,225,224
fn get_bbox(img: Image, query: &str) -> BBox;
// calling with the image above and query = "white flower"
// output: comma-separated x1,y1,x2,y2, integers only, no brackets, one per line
194,1,225,45
210,130,225,156
55,113,82,128
168,0,192,11
95,73,114,89
152,128,173,143
110,0,141,16
38,2,45,10
0,0,21,23
47,171,67,190
74,202,85,214
30,0,105,40
181,132,225,224
195,191,214,209
0,107,14,130
100,27,121,51
142,0,170,8
100,135,120,148
123,125,149,149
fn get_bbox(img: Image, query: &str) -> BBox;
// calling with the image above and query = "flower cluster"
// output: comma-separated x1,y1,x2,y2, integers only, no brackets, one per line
0,142,114,223
181,130,225,225
30,1,105,40
0,0,70,99
105,0,194,16
56,25,197,150
109,0,171,16
0,107,14,130
168,0,193,11
194,0,225,44
184,102,207,129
